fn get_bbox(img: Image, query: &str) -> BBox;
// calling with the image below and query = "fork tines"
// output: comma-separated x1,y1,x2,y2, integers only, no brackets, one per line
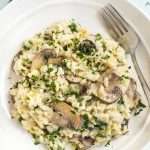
102,4,129,38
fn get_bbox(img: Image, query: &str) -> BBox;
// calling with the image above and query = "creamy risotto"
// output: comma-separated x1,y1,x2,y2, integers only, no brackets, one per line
10,20,146,150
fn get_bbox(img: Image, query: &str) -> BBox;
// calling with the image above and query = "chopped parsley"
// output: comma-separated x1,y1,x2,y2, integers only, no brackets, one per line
43,33,53,40
128,66,131,69
82,114,89,129
47,128,60,142
72,38,80,50
49,81,56,92
95,33,102,41
117,96,124,105
105,140,111,147
101,55,110,59
121,119,129,131
101,41,107,51
32,134,40,145
47,67,53,73
120,75,129,80
31,75,38,82
94,118,107,130
18,116,24,122
76,51,85,59
134,100,146,116
68,22,78,32
63,43,72,51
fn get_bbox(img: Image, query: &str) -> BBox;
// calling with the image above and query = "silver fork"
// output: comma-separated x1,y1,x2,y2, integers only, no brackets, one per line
102,4,150,106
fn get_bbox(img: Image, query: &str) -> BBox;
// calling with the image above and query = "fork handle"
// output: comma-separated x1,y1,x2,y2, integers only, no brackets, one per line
131,52,150,107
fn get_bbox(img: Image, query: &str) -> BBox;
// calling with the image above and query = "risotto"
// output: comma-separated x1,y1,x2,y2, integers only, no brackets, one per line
10,20,146,150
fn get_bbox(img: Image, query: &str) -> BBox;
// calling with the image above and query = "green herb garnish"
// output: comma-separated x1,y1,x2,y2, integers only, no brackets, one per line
134,100,146,116
47,129,60,141
117,96,124,105
94,119,107,130
101,41,107,51
82,114,89,129
95,33,102,41
31,75,38,82
68,22,78,32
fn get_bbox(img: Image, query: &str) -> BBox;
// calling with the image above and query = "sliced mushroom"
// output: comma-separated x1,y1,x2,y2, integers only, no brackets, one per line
31,49,63,70
66,75,82,84
51,112,69,128
52,102,83,129
126,78,137,100
104,86,122,103
48,57,63,65
93,84,122,104
80,84,88,95
80,136,95,147
65,75,88,95
73,135,95,148
134,91,141,101
90,73,122,104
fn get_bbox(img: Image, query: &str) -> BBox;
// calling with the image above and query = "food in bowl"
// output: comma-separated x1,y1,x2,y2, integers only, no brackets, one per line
10,20,146,150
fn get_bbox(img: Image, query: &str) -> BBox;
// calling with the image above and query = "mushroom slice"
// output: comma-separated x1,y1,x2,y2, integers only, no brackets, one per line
80,136,95,147
94,84,122,104
90,73,122,104
134,91,141,101
48,57,63,65
104,86,122,103
31,49,63,70
126,78,137,100
53,102,82,129
66,75,82,84
73,135,95,148
51,112,69,128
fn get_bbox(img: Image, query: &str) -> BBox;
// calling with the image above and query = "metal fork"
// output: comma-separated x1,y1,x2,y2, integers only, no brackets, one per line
102,4,150,106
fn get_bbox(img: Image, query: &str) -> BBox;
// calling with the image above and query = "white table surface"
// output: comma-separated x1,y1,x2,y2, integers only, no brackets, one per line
0,0,150,150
